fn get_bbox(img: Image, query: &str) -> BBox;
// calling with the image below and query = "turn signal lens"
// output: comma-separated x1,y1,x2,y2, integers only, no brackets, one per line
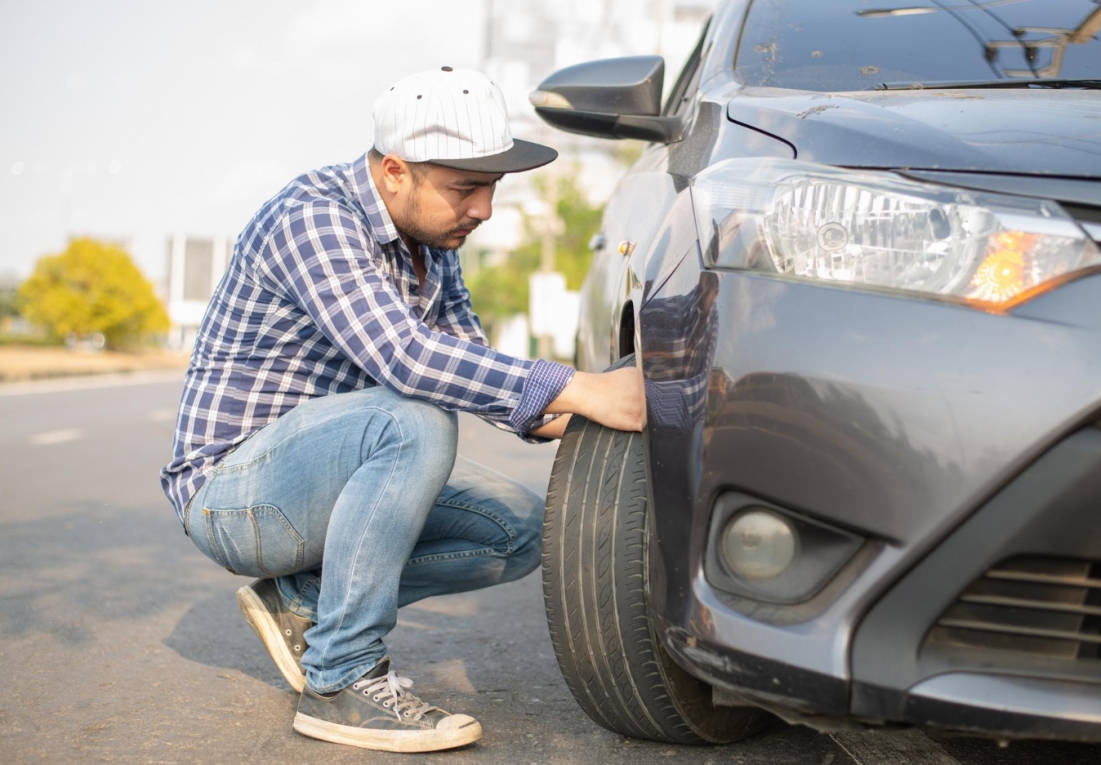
969,233,1034,303
722,510,796,580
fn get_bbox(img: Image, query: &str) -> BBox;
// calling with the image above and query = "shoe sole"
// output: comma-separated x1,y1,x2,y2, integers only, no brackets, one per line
293,712,483,752
236,584,307,693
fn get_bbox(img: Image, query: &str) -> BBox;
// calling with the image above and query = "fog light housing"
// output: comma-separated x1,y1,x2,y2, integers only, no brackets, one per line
706,493,865,605
722,510,796,580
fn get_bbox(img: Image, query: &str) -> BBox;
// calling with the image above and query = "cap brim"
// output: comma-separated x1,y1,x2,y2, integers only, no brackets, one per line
429,138,558,174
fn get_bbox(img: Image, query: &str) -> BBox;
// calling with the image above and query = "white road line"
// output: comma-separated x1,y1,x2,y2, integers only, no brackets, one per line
0,370,184,398
830,729,963,765
27,428,85,446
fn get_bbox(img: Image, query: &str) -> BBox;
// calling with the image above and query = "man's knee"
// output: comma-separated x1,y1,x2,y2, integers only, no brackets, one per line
510,491,545,576
369,388,458,463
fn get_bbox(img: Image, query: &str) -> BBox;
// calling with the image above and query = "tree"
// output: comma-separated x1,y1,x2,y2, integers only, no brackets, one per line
0,276,18,321
467,170,604,333
18,237,169,349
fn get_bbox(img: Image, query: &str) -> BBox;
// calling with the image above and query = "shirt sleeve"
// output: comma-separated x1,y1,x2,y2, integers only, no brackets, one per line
256,200,572,434
435,253,574,441
434,257,490,347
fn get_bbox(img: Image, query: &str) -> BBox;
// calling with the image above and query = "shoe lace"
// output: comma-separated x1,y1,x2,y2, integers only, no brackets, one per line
354,671,438,722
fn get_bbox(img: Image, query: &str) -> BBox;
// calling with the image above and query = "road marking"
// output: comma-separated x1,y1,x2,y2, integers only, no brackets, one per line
28,428,85,446
0,370,184,398
830,729,962,765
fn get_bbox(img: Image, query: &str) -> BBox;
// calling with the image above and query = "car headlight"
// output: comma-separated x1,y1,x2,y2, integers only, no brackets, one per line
692,158,1101,308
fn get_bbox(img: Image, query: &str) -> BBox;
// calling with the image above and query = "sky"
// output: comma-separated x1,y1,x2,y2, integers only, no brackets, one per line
0,0,493,286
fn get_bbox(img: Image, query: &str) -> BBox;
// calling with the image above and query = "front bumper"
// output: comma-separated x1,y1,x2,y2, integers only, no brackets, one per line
850,422,1101,740
638,256,1101,739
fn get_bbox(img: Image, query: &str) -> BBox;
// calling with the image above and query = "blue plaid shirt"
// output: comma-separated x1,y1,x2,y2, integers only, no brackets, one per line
161,153,574,526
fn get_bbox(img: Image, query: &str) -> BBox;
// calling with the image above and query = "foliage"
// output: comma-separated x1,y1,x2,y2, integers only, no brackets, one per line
612,140,645,169
467,169,604,332
17,238,169,349
0,275,18,319
0,333,60,347
464,253,536,322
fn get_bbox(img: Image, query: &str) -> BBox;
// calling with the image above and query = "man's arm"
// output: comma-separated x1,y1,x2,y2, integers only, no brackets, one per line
529,414,571,439
528,366,646,437
436,251,644,438
543,367,645,432
256,200,573,435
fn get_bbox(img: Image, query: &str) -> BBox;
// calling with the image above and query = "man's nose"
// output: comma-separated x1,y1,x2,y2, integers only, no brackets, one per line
466,187,494,222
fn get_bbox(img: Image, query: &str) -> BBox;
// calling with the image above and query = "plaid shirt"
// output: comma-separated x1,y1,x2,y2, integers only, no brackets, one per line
160,153,574,526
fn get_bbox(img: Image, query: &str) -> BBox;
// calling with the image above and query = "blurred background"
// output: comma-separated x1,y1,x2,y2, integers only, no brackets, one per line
0,0,713,380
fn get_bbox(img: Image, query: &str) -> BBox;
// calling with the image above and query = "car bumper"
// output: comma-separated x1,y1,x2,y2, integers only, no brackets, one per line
638,259,1101,739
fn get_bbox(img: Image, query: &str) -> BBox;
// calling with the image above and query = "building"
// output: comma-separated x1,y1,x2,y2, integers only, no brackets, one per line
466,0,714,358
472,0,717,251
165,235,232,351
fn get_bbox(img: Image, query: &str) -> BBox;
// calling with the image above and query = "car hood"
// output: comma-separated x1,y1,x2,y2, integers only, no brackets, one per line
726,88,1101,179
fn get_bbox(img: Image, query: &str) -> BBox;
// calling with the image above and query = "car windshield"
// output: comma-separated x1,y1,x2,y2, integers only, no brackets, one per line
734,0,1101,92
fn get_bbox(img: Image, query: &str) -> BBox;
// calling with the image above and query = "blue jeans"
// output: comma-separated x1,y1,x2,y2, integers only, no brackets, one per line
184,386,544,693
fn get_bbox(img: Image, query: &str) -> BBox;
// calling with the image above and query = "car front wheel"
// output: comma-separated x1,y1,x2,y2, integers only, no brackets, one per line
541,406,770,744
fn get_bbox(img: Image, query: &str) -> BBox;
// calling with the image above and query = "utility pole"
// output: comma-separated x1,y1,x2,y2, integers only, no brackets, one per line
655,0,666,57
483,0,494,70
536,161,559,360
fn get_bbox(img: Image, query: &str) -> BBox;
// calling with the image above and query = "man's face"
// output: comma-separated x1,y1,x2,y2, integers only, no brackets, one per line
389,163,503,250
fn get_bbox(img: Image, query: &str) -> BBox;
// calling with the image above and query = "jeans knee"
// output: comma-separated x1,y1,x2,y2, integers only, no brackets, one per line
511,494,545,575
379,392,458,466
509,533,542,580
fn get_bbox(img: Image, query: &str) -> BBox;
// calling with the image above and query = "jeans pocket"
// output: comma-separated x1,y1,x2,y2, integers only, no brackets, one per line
204,504,305,577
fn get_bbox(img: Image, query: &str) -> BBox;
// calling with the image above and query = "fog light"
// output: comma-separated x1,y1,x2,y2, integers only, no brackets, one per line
722,510,796,580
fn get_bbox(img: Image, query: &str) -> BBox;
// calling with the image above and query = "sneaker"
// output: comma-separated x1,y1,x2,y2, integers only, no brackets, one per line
293,659,483,752
235,579,311,692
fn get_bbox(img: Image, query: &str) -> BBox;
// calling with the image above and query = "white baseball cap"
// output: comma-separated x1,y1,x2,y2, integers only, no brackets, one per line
372,66,558,174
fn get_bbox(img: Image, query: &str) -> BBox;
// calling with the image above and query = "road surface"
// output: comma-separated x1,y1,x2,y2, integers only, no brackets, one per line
1,374,1098,764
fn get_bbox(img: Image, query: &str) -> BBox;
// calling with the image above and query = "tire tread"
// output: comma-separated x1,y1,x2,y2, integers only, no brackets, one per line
542,414,769,745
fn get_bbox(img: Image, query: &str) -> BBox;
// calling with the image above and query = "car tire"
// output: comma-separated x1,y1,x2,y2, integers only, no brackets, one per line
542,405,771,744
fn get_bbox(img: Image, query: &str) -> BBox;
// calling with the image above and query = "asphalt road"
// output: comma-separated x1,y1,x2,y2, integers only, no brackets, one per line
2,374,1099,764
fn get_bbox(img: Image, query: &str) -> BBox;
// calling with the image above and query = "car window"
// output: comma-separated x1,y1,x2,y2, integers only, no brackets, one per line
734,0,1101,92
663,18,712,116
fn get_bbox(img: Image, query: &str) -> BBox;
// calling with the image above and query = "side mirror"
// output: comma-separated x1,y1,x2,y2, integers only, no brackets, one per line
529,56,685,143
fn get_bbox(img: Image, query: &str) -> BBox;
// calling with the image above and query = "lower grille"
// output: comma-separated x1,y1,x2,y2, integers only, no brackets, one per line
925,556,1101,662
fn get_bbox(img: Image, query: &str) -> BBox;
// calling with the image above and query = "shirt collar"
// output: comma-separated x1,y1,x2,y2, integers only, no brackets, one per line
352,153,400,245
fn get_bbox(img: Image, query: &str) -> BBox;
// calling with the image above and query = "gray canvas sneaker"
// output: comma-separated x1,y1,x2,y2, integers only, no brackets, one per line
293,658,483,752
235,579,312,692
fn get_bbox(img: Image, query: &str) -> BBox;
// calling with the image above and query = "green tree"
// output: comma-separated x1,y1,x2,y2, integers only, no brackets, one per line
18,237,169,349
467,169,604,333
0,276,18,321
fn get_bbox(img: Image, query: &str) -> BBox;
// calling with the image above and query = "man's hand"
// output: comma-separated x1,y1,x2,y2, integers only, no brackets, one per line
544,367,645,432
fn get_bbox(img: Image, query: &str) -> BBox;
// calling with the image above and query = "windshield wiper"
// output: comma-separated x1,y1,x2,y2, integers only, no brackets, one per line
878,78,1101,90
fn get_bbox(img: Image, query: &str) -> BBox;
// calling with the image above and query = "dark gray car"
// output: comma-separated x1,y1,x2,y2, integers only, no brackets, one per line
532,0,1101,746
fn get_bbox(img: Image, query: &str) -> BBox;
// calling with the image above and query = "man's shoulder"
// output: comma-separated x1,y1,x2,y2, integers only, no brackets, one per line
243,163,374,253
273,161,360,217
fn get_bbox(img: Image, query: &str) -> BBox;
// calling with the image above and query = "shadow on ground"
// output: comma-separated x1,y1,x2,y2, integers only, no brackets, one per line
0,501,213,645
164,589,296,691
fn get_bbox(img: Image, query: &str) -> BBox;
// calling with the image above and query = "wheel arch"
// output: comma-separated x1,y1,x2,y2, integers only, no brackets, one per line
618,300,636,359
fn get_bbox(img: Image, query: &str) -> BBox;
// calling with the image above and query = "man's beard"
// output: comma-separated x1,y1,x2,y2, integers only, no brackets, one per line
392,192,479,250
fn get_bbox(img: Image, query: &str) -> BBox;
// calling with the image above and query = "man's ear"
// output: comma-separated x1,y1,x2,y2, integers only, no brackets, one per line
379,155,411,194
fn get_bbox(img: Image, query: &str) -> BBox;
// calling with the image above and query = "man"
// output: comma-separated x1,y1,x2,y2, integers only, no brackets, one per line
160,67,642,753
